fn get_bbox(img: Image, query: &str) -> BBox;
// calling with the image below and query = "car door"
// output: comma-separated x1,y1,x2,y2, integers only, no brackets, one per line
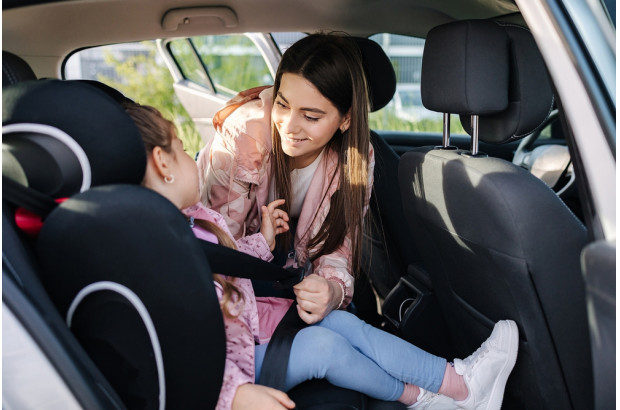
156,33,281,145
516,0,616,408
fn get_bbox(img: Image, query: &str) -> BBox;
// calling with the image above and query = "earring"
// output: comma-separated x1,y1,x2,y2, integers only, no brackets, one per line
164,174,174,184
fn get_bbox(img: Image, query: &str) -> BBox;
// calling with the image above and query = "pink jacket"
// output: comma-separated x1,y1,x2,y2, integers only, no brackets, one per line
196,86,375,310
184,202,292,410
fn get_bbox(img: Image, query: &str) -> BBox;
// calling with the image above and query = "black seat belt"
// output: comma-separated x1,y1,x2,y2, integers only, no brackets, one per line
258,302,308,390
197,239,305,288
3,176,58,217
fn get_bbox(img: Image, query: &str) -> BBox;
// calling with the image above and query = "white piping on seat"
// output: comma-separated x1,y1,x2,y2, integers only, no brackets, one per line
66,281,165,410
3,123,92,192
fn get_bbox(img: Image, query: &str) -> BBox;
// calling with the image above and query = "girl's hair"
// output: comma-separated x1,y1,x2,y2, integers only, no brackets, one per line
271,32,370,277
190,219,244,318
124,102,243,318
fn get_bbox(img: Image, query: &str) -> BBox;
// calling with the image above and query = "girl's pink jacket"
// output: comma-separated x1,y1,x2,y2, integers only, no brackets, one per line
196,86,375,311
184,202,292,410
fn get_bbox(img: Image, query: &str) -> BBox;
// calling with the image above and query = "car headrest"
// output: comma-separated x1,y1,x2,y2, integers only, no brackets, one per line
459,23,554,143
421,20,510,116
37,184,226,409
2,79,146,198
77,79,135,105
2,51,37,87
421,20,554,144
354,37,397,112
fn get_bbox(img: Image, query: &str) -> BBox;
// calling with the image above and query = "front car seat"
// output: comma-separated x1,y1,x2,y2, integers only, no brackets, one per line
398,20,592,409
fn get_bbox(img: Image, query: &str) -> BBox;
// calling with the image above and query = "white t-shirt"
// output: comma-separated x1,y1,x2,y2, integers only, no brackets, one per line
269,148,325,218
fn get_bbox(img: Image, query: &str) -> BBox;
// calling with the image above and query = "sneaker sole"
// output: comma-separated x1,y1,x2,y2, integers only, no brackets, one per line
483,320,519,410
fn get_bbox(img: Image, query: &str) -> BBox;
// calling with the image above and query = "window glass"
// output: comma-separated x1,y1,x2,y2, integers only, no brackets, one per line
169,39,210,88
272,32,307,53
64,41,201,158
190,34,273,97
369,34,465,134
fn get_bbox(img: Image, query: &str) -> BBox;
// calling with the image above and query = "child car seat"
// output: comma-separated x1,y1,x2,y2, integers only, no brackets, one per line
4,79,226,409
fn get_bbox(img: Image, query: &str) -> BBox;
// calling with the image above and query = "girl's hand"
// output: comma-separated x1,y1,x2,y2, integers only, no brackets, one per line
232,383,295,410
260,199,289,251
293,274,343,324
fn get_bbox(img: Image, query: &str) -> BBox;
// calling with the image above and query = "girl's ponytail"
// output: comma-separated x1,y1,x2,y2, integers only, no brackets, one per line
192,218,245,319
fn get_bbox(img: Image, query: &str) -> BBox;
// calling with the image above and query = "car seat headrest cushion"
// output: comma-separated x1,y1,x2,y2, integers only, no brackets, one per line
2,50,37,86
459,23,555,144
421,20,511,116
354,37,397,112
2,79,146,196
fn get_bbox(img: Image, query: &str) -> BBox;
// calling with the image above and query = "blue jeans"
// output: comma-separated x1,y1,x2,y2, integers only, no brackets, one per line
254,310,446,401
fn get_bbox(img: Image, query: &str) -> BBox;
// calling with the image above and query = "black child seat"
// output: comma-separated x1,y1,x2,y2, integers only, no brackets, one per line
38,185,228,409
3,79,227,409
398,20,592,409
3,79,148,409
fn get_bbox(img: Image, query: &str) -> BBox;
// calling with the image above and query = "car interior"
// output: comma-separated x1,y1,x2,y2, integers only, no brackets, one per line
2,0,615,409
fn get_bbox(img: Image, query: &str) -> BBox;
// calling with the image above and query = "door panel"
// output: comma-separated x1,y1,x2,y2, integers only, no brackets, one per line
172,80,226,145
581,241,616,409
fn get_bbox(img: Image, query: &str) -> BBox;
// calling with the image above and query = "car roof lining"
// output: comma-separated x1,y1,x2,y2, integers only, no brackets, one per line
3,0,525,70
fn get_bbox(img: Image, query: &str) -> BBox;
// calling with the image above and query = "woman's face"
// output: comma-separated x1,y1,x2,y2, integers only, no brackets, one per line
169,136,200,209
272,73,350,169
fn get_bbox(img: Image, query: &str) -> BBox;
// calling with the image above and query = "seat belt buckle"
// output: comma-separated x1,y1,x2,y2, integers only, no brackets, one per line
274,265,306,289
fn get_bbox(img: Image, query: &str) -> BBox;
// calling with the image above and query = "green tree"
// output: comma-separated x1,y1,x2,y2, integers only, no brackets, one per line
97,41,203,158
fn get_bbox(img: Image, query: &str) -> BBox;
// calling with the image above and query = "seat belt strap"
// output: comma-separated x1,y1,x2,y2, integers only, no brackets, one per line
258,301,308,390
3,176,58,217
197,240,305,288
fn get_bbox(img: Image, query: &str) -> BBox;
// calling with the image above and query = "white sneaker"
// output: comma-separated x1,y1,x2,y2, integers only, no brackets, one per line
453,320,519,410
407,388,458,409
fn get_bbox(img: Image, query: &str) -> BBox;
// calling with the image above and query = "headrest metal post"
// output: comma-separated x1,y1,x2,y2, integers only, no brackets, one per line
435,112,457,150
471,114,479,156
442,113,450,148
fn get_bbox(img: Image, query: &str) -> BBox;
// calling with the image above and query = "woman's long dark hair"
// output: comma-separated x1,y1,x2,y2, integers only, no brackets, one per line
271,33,371,277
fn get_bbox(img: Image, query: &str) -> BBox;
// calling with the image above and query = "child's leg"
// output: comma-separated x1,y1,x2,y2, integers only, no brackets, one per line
255,326,406,401
317,310,446,392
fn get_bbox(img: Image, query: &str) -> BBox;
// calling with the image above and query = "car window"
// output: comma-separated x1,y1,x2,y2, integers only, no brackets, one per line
64,41,202,158
167,39,210,88
168,34,274,98
368,34,465,134
271,32,308,53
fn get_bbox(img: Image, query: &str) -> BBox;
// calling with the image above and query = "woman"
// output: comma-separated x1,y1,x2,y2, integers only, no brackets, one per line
197,32,373,326
129,102,519,410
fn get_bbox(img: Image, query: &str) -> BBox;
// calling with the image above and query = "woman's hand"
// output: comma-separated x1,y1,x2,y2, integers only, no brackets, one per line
293,274,343,324
260,199,289,251
232,383,295,410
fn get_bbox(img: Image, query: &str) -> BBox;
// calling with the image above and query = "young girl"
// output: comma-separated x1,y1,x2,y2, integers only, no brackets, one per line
126,102,519,410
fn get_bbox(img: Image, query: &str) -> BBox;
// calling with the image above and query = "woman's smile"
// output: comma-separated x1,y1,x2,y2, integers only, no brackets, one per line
272,73,349,168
